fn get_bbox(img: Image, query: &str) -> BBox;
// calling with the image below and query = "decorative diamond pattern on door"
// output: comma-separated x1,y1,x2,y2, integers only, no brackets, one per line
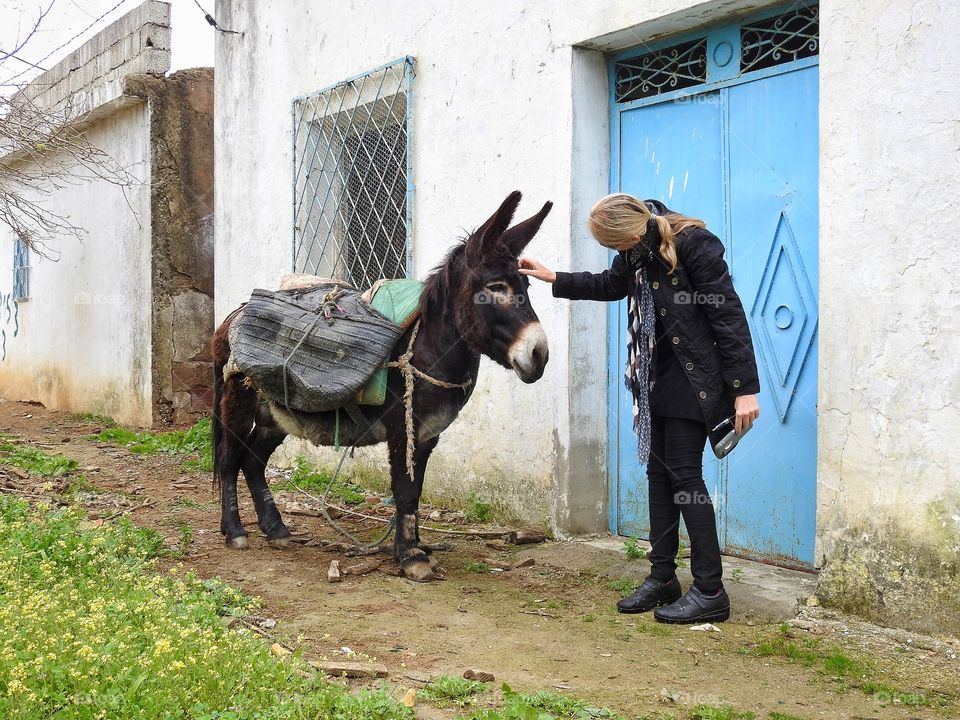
750,212,818,422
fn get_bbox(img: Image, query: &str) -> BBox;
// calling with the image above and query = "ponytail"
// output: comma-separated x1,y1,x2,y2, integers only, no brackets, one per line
588,193,705,272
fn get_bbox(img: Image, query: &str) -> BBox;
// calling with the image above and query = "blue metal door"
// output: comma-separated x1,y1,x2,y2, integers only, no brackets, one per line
608,3,819,567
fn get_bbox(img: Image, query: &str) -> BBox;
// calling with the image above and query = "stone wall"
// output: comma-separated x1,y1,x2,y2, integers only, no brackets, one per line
125,69,215,426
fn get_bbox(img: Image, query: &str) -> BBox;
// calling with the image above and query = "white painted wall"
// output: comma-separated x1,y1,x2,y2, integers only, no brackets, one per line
816,0,960,632
213,0,776,528
0,102,153,426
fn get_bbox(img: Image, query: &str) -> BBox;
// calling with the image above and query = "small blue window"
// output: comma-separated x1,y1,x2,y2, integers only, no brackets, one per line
13,237,29,301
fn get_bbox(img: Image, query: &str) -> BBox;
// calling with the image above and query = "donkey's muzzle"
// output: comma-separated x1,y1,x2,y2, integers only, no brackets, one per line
509,321,549,383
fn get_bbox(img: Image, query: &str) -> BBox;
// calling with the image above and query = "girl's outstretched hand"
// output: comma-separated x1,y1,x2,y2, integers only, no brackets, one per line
518,257,556,283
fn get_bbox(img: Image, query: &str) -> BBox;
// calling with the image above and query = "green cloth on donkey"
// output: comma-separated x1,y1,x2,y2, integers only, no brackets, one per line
358,279,426,406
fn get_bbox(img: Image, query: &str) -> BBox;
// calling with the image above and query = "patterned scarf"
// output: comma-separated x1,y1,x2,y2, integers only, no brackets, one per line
624,217,658,461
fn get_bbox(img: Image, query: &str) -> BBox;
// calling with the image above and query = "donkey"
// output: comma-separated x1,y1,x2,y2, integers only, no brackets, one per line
212,191,551,582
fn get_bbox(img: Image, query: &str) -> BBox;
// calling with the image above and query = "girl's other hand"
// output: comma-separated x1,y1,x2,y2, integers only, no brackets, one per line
518,257,557,283
734,394,760,434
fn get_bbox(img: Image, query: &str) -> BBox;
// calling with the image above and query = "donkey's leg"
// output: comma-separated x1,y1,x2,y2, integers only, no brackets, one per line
390,435,439,582
218,376,258,549
240,423,292,549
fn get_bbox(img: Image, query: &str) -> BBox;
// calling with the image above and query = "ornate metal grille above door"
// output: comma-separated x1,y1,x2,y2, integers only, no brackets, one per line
292,57,414,288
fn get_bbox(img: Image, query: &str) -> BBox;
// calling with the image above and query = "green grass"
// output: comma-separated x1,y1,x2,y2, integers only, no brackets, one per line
420,675,489,708
688,706,754,720
767,713,808,720
860,681,932,707
605,577,635,594
68,413,116,428
459,684,621,719
466,562,490,574
85,417,213,473
0,439,79,477
275,455,366,505
0,495,413,719
582,613,596,623
623,536,647,559
464,491,493,523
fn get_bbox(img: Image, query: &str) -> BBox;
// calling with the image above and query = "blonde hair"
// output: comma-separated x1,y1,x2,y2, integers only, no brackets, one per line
587,193,706,272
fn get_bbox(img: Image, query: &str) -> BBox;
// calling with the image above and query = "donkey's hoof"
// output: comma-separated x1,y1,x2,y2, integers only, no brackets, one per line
268,536,292,549
226,535,250,550
403,559,437,583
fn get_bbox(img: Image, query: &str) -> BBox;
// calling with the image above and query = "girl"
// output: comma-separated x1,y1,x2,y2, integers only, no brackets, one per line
519,193,760,624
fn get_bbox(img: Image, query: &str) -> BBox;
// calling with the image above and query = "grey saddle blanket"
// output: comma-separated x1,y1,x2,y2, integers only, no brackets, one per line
228,283,403,413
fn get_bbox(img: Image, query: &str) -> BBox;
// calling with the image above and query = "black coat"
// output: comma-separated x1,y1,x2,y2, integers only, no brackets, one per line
553,211,760,441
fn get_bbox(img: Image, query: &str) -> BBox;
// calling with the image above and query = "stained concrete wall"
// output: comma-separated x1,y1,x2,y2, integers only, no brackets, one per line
0,103,154,426
0,3,214,428
816,0,960,636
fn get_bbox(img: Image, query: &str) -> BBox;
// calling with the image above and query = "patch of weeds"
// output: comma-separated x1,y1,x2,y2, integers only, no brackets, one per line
0,498,415,718
582,613,596,623
178,525,193,556
688,706,755,720
68,412,116,427
85,417,213,473
675,545,688,569
605,577,635,594
420,675,489,708
768,713,808,720
624,536,647,559
859,682,932,707
460,683,623,720
0,440,78,477
821,651,868,679
545,600,562,610
730,568,744,583
466,562,489,574
171,497,206,512
276,455,366,505
635,621,672,637
465,491,493,523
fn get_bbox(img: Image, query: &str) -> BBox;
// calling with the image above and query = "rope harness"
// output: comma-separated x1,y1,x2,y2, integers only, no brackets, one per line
384,318,473,482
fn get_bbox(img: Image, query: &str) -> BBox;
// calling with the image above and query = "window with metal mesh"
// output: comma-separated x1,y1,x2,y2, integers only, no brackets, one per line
12,237,29,301
293,57,414,289
740,5,819,73
615,38,707,103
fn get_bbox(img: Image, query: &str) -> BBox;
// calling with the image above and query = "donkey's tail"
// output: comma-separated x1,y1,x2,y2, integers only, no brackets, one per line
211,304,244,490
211,356,224,490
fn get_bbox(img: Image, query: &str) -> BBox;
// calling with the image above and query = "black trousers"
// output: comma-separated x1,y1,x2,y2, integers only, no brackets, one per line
647,415,723,593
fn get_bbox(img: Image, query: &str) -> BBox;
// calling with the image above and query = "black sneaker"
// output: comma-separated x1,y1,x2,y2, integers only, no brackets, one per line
616,576,682,614
654,586,731,624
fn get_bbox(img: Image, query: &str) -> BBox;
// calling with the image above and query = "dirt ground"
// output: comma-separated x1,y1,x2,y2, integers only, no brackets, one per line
2,400,959,720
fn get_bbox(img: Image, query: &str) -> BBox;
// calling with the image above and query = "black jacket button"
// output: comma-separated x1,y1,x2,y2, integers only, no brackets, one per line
652,281,659,289
660,308,667,316
733,379,742,388
685,362,694,371
672,336,680,345
671,277,679,286
698,390,707,399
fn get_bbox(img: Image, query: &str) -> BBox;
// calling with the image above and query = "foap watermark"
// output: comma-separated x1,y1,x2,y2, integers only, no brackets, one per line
473,291,526,307
674,290,725,307
675,93,722,106
674,490,713,506
75,292,126,306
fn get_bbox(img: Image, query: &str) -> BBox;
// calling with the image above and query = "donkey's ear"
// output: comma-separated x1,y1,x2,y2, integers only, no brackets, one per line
466,191,523,265
500,200,553,256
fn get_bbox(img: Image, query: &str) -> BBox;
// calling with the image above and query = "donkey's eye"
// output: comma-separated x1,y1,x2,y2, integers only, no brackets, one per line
486,282,509,294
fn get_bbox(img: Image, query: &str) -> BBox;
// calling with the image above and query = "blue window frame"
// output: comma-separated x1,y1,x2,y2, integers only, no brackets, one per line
292,57,415,289
13,237,29,301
